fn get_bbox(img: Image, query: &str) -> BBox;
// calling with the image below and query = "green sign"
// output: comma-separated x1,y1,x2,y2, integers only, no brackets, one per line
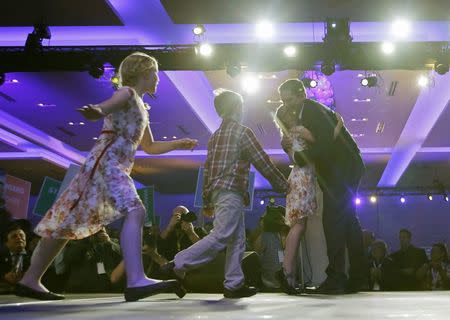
137,186,154,225
33,177,62,217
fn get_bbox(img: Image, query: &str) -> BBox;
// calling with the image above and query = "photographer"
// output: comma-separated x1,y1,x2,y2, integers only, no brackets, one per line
63,228,123,293
159,206,207,261
254,205,289,291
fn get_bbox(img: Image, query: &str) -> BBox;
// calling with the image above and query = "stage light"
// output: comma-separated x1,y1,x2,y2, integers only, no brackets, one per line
400,196,406,204
444,194,449,202
193,24,205,36
256,21,274,39
381,42,395,55
25,24,51,52
391,19,411,38
434,61,449,75
370,195,377,203
321,62,335,76
88,63,105,79
199,43,213,56
226,64,241,78
355,197,361,205
0,73,5,86
260,200,265,205
418,76,429,88
427,194,433,201
302,78,317,88
283,46,297,57
241,75,260,94
361,76,378,87
324,19,352,44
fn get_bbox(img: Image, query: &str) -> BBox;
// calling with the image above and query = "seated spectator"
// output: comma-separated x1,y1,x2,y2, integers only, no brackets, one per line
254,207,289,290
390,229,428,290
369,240,396,291
158,206,207,261
0,224,30,293
417,243,450,290
64,227,123,293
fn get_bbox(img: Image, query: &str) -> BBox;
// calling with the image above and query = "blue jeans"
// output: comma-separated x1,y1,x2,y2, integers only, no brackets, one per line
174,190,246,290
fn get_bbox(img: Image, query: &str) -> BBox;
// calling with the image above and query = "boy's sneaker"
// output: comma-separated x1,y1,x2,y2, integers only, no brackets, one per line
223,285,257,298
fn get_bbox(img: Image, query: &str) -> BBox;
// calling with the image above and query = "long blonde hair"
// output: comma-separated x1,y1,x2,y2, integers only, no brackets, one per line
117,52,158,87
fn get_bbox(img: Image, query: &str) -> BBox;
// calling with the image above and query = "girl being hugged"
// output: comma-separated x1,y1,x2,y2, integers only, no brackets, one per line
15,52,198,301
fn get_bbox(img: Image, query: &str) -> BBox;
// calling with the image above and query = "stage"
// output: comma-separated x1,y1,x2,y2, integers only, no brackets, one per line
1,292,449,319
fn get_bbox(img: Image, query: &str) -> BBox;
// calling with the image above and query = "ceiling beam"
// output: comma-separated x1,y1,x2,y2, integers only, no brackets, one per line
0,110,85,165
378,72,450,187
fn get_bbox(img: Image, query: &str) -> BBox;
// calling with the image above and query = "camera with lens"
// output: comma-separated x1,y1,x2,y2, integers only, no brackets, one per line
180,210,197,223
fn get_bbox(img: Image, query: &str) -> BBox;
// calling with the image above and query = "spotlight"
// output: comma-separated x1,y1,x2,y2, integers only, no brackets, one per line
0,73,5,86
355,197,361,205
444,194,449,202
324,19,352,44
427,194,433,201
302,78,317,88
400,196,406,204
198,43,213,56
370,195,377,203
283,46,297,57
361,76,378,87
418,75,429,88
25,24,51,52
88,63,105,79
391,19,411,38
321,62,335,76
193,24,205,36
226,64,241,78
434,61,449,75
241,75,260,94
381,42,395,55
255,21,274,39
260,200,265,205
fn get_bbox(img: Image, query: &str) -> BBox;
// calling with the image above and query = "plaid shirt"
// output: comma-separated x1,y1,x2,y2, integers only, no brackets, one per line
202,119,288,207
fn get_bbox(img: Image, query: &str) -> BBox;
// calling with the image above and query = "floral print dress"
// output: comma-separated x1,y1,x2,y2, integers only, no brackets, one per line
35,88,149,239
285,126,318,226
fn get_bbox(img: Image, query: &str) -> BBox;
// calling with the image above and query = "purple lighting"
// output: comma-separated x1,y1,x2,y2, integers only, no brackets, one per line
302,71,335,109
400,196,406,204
355,197,362,205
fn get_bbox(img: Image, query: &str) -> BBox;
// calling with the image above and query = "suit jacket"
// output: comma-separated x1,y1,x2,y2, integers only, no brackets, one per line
0,248,31,280
276,99,365,192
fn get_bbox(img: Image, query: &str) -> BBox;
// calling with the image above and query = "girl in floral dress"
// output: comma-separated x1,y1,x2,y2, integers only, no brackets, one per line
15,52,198,301
275,102,343,294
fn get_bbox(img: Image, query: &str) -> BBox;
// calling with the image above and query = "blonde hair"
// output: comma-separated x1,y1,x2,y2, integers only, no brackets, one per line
117,52,158,87
213,88,243,119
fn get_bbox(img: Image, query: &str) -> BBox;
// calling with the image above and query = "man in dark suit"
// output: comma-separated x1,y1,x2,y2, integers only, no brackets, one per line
390,229,428,290
276,79,367,293
0,224,31,292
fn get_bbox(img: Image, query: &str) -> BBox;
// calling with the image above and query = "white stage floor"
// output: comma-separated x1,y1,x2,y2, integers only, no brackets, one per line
1,292,449,320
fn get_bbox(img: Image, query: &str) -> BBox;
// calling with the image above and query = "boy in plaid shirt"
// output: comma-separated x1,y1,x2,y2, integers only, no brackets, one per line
164,89,288,298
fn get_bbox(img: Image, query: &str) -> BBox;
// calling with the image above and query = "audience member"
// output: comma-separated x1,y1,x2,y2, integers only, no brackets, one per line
0,224,30,292
417,243,450,290
390,229,428,290
158,206,207,260
63,228,123,293
368,240,396,291
254,207,289,290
